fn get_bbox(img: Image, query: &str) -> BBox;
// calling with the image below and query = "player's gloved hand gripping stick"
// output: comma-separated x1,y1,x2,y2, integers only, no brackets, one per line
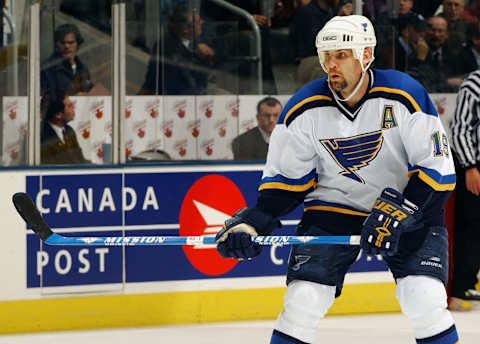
215,207,281,259
12,192,360,247
361,188,424,256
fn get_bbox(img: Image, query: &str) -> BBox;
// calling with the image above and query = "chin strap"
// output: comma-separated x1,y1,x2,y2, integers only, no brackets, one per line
328,57,374,103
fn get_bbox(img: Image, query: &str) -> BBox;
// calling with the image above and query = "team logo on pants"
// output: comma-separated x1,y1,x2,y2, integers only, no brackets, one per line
291,255,311,271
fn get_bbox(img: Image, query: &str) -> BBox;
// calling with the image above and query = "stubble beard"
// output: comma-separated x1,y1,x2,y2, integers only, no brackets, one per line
330,79,348,93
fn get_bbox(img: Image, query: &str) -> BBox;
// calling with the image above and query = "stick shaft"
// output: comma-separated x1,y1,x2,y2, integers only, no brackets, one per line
13,192,360,247
44,233,360,246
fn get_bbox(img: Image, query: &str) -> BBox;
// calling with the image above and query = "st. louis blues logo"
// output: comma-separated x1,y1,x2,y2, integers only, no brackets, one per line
362,23,368,32
291,255,311,272
321,130,383,183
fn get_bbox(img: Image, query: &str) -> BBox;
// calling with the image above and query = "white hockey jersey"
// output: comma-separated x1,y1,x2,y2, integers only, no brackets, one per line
259,69,456,216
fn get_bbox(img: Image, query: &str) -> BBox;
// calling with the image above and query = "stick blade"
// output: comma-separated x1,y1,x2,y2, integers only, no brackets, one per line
12,192,53,241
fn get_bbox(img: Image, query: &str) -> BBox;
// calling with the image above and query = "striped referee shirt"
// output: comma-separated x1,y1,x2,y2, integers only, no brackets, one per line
451,69,480,169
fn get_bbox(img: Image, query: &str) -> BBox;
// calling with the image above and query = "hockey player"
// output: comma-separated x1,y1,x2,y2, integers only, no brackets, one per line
216,15,459,344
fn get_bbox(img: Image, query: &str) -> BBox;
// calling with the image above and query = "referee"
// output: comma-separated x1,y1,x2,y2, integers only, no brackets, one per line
450,68,480,310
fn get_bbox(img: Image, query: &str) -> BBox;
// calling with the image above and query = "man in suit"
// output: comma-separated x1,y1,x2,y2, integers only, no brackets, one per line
232,96,282,160
41,91,89,165
139,4,215,95
408,15,463,92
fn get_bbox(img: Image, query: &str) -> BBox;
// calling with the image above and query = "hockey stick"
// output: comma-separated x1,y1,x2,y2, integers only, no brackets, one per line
12,192,361,247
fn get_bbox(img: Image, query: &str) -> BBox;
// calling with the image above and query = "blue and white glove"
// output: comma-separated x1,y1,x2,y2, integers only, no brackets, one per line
215,208,280,260
361,188,424,256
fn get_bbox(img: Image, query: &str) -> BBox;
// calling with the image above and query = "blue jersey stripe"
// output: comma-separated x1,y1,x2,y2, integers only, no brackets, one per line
408,165,456,191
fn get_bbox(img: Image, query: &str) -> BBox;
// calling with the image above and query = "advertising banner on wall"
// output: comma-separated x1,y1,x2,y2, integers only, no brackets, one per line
24,167,388,290
2,94,456,166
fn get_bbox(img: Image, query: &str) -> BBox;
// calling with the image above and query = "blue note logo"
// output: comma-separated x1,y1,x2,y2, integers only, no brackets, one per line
291,255,311,271
320,130,383,183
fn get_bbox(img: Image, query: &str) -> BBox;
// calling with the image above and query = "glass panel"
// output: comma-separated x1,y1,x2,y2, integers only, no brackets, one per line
128,1,240,97
0,0,29,166
372,24,397,70
39,0,112,166
125,0,244,162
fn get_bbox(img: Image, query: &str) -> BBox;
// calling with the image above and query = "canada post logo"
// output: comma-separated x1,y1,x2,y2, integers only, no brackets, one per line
179,174,246,276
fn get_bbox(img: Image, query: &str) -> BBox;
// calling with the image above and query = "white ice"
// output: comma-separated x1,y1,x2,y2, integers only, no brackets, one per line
0,310,478,344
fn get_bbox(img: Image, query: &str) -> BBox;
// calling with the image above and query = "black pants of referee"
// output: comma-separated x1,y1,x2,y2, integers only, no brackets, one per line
450,155,480,298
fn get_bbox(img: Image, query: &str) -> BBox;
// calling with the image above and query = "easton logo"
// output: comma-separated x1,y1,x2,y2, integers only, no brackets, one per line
179,174,246,276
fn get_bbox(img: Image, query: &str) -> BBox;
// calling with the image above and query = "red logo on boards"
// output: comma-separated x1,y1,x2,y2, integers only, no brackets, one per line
179,175,246,276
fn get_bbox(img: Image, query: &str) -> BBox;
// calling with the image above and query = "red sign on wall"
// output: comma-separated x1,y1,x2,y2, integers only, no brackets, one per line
179,174,246,276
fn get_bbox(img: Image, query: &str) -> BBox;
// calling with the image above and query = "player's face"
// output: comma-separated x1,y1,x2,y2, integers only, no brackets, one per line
257,103,281,134
323,49,362,96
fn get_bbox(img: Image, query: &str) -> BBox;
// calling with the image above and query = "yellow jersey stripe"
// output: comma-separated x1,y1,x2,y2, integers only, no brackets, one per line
408,169,456,191
258,179,317,192
283,95,332,125
370,87,421,113
304,205,369,217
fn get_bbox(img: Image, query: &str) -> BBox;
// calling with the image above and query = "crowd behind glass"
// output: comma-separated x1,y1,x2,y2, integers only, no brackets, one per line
1,0,479,165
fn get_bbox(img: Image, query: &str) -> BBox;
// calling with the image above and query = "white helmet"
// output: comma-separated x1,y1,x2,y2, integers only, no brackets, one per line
316,15,376,73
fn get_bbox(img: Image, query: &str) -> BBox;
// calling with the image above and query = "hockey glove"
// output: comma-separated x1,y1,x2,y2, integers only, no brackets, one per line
361,188,424,256
215,207,281,260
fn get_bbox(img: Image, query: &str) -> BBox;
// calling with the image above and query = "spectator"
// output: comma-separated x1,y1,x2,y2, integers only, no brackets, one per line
380,12,428,72
374,0,417,29
449,69,480,311
272,0,311,28
461,0,480,23
362,0,388,22
41,24,93,113
290,0,343,89
41,91,89,165
374,0,422,70
200,0,278,94
289,0,337,62
398,0,416,16
408,16,462,92
439,0,469,58
335,0,353,16
139,5,214,95
232,97,282,160
455,21,480,76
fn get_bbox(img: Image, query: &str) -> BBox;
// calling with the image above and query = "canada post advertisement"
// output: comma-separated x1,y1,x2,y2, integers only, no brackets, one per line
25,168,388,288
